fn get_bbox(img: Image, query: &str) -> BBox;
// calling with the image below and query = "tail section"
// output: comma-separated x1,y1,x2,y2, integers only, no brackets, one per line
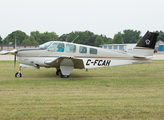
135,31,159,49
128,31,159,56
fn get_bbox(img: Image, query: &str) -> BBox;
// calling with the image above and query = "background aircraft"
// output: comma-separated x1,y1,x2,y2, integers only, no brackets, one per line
0,31,159,78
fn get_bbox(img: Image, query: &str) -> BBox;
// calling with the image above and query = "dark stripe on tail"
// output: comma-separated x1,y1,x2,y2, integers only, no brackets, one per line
135,31,159,49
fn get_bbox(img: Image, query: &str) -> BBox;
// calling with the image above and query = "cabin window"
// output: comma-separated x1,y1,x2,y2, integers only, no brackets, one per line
108,46,112,49
90,48,97,54
119,45,124,50
48,43,64,52
79,46,87,54
104,46,107,49
114,45,118,50
66,44,76,53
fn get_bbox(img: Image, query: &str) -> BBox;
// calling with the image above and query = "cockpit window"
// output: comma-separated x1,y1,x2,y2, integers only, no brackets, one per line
39,41,54,50
48,43,64,52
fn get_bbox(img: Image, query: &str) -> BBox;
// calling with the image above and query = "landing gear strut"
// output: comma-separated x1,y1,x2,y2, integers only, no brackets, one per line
15,66,22,78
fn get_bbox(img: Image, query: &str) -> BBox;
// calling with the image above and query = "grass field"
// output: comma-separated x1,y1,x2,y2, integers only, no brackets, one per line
0,60,164,120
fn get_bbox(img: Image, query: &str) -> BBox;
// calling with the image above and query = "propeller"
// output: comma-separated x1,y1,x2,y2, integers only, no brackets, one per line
0,37,19,67
14,37,17,67
14,54,16,67
0,48,17,55
0,37,18,65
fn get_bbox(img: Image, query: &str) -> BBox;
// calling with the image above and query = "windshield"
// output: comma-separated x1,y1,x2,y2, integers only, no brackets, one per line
39,41,54,50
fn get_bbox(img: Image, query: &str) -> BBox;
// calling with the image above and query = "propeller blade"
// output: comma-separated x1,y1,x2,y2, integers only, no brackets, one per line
14,55,16,67
14,37,17,67
9,49,17,55
0,50,10,55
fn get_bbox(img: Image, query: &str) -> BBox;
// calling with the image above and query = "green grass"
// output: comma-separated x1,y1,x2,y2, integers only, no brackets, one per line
0,60,164,119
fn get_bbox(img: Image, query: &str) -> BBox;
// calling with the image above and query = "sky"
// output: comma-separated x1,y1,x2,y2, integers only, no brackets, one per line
0,0,163,39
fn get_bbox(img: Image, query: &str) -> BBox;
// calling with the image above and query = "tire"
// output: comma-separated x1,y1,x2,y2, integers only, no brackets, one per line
56,69,61,75
15,72,22,78
60,74,69,78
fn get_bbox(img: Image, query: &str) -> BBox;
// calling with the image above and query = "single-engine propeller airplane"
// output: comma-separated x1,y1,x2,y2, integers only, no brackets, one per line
0,31,159,78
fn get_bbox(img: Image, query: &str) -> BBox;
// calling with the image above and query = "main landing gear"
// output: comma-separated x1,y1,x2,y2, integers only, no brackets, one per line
56,69,69,78
15,66,22,78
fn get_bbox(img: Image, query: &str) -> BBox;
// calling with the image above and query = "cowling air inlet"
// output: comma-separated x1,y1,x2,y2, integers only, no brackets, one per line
135,31,159,49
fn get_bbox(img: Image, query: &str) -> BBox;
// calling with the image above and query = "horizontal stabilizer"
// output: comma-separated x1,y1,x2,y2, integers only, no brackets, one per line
133,55,154,59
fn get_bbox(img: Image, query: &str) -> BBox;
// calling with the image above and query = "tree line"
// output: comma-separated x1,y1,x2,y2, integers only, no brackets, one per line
0,30,164,47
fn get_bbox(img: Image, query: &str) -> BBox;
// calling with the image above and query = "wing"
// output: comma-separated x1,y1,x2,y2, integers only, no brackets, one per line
44,56,85,69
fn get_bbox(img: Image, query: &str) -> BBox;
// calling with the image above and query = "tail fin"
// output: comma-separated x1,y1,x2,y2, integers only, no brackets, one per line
135,31,159,49
128,31,159,56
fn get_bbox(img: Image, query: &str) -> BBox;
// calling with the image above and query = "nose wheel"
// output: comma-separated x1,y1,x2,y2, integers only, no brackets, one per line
15,66,22,78
15,72,22,78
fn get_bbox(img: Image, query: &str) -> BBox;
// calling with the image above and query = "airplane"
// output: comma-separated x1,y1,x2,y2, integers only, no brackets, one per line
0,31,159,78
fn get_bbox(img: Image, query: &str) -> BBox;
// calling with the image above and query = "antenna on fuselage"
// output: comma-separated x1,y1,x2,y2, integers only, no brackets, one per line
71,35,79,43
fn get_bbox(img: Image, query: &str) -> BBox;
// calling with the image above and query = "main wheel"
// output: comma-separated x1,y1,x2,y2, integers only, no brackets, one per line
60,74,69,78
56,69,61,75
15,72,22,78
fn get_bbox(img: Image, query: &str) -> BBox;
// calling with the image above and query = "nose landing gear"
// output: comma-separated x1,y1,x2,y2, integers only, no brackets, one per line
15,66,22,78
15,72,22,78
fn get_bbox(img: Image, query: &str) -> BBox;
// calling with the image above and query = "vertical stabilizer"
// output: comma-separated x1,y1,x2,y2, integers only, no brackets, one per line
135,31,159,49
128,31,159,56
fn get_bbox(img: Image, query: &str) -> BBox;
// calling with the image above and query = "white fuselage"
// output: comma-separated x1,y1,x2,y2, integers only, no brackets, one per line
17,41,152,69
